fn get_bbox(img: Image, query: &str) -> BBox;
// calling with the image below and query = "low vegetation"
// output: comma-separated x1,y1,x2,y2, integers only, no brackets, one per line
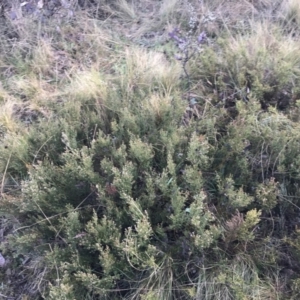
1,0,300,299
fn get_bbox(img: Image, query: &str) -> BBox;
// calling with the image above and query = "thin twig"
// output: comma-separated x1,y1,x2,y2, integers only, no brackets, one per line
32,135,54,165
1,153,12,197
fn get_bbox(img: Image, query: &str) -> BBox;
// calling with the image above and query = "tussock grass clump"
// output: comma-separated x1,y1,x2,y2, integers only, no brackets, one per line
190,22,300,112
1,1,300,299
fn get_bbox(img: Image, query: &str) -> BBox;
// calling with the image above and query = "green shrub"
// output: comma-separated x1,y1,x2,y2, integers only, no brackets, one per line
2,1,300,299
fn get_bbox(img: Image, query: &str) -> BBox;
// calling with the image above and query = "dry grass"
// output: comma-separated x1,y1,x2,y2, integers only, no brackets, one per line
121,47,181,93
280,0,300,27
116,0,138,20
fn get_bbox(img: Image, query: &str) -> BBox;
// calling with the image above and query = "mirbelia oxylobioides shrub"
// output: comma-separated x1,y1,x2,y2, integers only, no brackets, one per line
3,1,300,299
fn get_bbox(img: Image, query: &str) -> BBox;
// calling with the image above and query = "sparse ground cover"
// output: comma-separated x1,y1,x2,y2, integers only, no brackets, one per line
2,0,300,299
